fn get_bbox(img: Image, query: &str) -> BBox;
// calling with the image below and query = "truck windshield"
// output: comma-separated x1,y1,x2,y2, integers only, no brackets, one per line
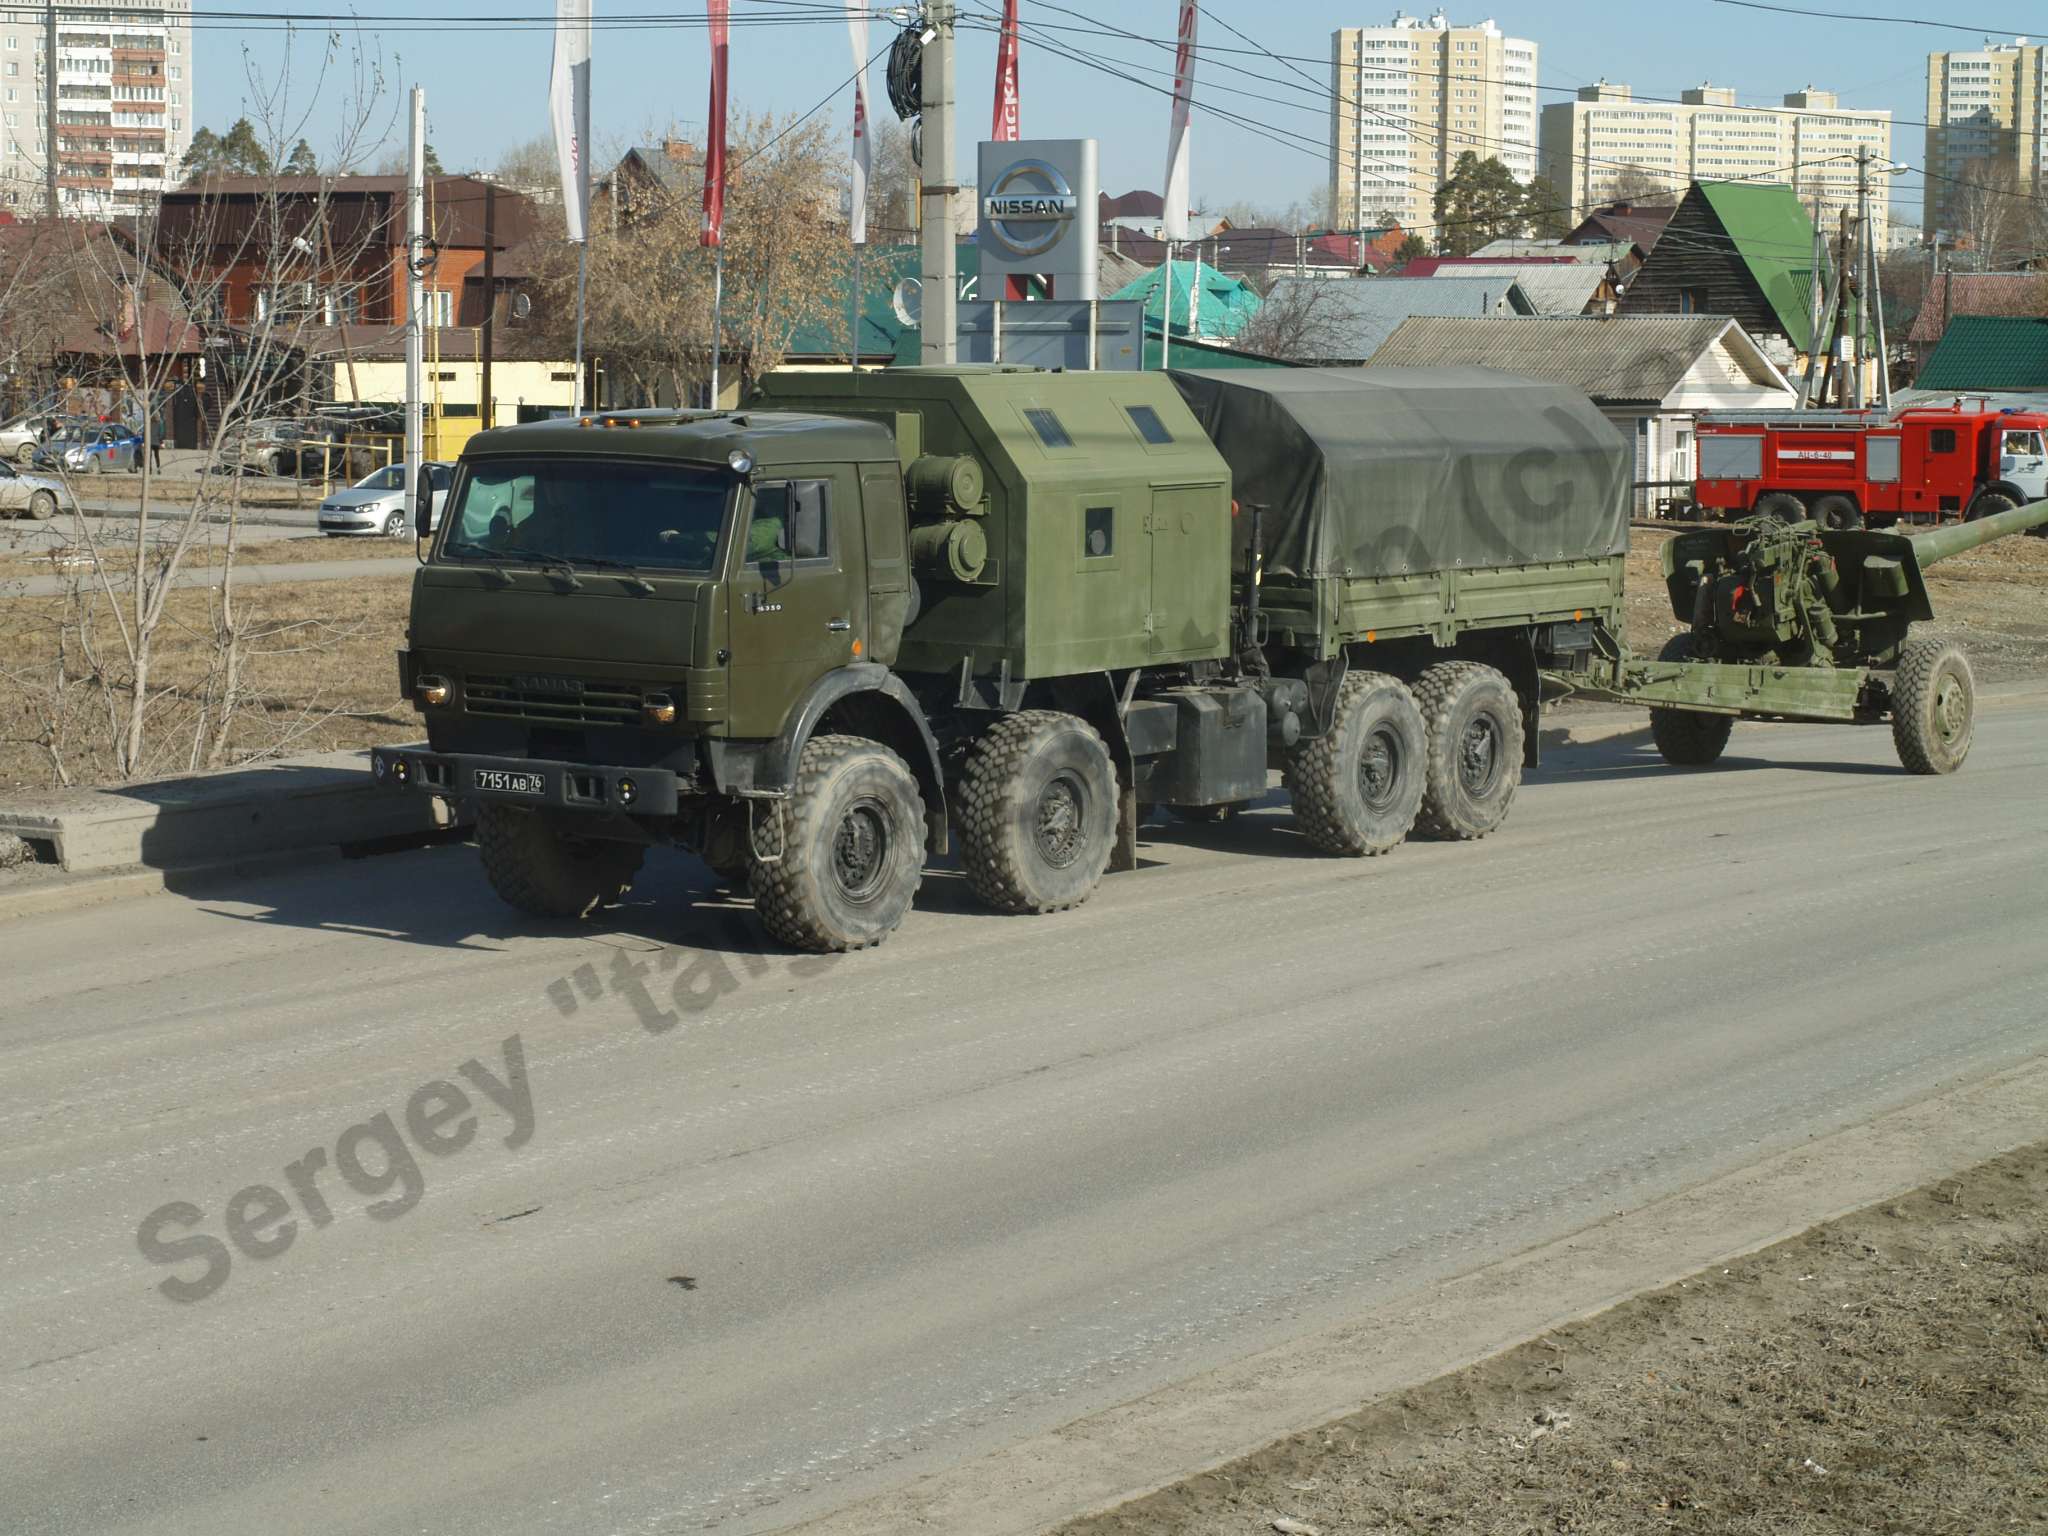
439,457,731,573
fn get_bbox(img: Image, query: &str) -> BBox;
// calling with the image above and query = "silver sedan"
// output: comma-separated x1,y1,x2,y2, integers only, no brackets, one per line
317,462,453,537
0,459,78,520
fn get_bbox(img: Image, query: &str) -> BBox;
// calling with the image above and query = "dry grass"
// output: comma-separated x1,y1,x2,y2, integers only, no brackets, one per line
1065,1141,2048,1536
0,533,416,580
0,570,418,792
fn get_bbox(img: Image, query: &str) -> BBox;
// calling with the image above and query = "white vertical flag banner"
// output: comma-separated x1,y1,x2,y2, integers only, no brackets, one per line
847,0,871,246
550,0,593,242
1162,0,1197,241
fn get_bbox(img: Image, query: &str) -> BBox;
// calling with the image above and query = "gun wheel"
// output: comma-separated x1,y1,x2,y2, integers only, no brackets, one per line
1648,634,1736,767
1284,671,1425,856
1414,661,1524,840
1891,636,1974,775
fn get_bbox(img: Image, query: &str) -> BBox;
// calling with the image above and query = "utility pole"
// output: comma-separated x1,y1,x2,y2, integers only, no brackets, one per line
44,0,59,219
404,86,425,531
1850,147,1869,410
919,0,958,365
480,182,496,431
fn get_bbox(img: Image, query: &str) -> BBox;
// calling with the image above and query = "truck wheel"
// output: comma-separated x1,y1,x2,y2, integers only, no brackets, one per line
477,804,644,919
1283,672,1425,856
1753,492,1805,524
1648,634,1735,767
751,734,926,951
956,710,1118,914
1811,494,1862,530
1890,636,1974,775
1965,491,2017,523
1414,662,1523,840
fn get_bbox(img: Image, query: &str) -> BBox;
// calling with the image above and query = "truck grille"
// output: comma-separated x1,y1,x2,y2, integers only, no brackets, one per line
464,673,645,727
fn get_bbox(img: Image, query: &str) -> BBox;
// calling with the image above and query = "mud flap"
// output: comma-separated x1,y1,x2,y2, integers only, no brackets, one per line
1111,783,1140,873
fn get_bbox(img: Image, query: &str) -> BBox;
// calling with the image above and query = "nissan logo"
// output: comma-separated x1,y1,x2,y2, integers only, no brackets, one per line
982,159,1077,260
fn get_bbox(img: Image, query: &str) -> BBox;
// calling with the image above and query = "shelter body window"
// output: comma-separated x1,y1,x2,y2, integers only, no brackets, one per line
1083,506,1114,558
1024,408,1074,450
1125,405,1173,445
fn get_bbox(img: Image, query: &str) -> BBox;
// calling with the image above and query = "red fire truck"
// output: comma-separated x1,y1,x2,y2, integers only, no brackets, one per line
1693,401,2048,529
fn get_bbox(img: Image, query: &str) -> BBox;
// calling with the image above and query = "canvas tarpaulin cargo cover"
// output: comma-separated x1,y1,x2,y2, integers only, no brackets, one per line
1169,366,1630,579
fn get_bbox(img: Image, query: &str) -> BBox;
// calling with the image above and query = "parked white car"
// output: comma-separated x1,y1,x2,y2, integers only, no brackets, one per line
0,459,77,520
317,462,452,537
0,413,57,465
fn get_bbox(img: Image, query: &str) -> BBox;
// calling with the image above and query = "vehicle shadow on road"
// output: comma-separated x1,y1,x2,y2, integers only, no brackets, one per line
1533,737,1904,784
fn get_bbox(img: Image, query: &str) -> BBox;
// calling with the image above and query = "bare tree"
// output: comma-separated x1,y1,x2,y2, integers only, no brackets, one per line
1599,163,1682,208
1,35,401,784
538,112,856,405
1233,280,1353,363
1947,157,2043,270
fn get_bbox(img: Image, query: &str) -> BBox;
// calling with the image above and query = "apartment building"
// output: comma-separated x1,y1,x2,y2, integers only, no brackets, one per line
1923,38,2045,238
0,1,194,217
1539,81,1892,248
1328,11,1539,234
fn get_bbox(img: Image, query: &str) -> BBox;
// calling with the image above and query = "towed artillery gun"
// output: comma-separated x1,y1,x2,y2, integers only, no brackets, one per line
370,364,2045,952
1565,499,2048,774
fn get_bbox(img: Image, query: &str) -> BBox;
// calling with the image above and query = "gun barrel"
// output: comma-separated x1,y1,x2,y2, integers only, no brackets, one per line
1913,499,2048,564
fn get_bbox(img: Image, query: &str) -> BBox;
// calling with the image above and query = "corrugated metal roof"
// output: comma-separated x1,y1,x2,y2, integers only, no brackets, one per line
1425,261,1607,315
1271,275,1533,362
1915,315,2048,391
1906,274,2048,344
1695,182,1825,349
1364,314,1773,402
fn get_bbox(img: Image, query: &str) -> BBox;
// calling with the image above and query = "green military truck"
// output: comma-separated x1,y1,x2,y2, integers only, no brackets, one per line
372,364,1628,950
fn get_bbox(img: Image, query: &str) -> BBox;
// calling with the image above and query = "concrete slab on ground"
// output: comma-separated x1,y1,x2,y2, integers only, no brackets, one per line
0,746,461,874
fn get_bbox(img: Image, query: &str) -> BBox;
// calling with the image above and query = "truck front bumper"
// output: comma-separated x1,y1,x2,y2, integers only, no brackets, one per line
370,747,684,817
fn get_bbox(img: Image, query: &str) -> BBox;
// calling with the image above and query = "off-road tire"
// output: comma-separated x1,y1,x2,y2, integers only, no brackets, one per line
1283,671,1425,856
1753,492,1806,524
956,710,1118,914
26,490,56,521
477,803,643,919
751,734,926,951
1811,493,1862,530
1648,633,1735,767
1414,661,1523,840
1966,490,2018,523
1890,635,1974,775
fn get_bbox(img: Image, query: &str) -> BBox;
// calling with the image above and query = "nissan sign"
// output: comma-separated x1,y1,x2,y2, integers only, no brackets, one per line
976,138,1099,298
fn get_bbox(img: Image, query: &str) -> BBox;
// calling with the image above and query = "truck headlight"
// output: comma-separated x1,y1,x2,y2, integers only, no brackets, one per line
416,674,451,707
642,692,677,725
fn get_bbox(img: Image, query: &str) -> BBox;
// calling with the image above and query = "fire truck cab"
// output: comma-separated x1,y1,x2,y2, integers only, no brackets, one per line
1694,401,2048,529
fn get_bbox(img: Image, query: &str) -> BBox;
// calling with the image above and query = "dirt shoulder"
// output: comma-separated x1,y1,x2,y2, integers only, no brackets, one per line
1060,1142,2048,1536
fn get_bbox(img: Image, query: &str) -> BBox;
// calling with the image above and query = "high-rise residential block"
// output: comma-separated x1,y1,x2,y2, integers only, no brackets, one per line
1923,38,2044,239
1538,81,1892,247
0,1,194,217
1328,12,1539,234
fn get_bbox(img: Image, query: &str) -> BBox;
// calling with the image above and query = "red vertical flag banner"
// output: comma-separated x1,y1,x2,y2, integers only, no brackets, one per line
992,0,1021,142
702,0,731,247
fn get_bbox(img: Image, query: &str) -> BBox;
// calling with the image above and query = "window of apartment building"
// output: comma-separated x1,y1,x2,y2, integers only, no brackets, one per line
5,63,15,76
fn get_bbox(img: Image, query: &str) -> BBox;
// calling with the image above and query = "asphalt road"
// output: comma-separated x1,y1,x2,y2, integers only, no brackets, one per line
4,706,2046,1536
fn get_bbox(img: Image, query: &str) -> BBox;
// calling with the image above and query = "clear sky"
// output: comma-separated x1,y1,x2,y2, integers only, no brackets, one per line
194,1,1962,226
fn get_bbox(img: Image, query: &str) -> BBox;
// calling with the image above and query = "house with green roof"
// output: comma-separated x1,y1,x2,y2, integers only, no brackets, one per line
1916,315,2048,393
1618,182,1834,365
